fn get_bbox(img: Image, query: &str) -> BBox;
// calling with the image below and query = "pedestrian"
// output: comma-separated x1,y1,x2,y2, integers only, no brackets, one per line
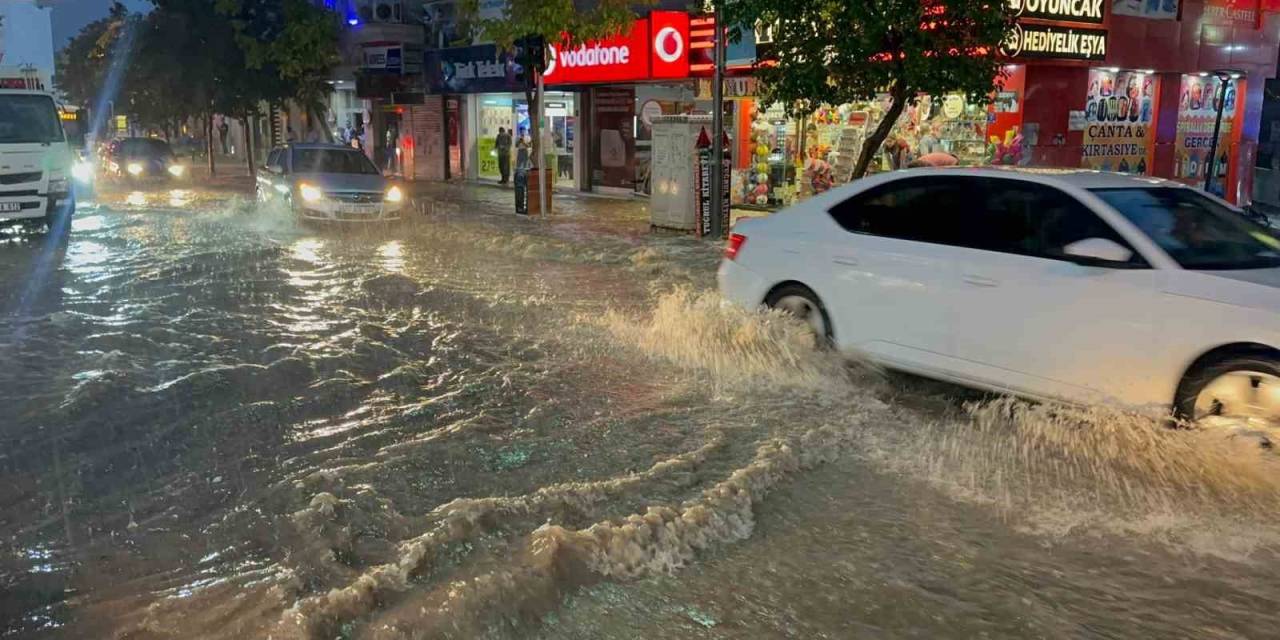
495,127,512,185
514,137,532,215
218,119,230,154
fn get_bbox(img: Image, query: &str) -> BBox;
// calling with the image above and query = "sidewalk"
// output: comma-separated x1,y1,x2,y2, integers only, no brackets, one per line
406,180,769,240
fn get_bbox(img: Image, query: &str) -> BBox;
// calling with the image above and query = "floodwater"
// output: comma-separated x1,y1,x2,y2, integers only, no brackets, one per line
1,183,1278,639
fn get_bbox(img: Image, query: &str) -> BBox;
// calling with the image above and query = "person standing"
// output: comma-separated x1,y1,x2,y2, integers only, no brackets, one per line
540,126,557,186
218,119,230,154
495,127,512,185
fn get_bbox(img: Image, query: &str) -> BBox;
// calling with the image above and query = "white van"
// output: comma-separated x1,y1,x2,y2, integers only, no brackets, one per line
0,85,75,232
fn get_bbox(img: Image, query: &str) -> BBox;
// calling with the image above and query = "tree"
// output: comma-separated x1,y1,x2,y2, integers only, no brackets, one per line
460,0,640,199
723,0,1015,179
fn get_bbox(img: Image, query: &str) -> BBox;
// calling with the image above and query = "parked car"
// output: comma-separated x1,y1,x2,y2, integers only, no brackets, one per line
255,143,405,223
719,168,1280,430
102,137,186,181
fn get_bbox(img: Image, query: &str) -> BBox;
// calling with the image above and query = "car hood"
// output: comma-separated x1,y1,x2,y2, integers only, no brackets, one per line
1166,268,1280,314
291,172,387,192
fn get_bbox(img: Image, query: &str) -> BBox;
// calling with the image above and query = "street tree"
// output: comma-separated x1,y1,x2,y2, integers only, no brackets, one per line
460,0,639,196
216,0,341,150
55,2,131,109
723,0,1015,178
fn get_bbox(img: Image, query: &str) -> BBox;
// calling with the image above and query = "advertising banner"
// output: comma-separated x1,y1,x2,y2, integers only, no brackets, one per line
426,45,525,94
1081,69,1158,174
1009,0,1106,23
1174,74,1240,196
1000,23,1108,61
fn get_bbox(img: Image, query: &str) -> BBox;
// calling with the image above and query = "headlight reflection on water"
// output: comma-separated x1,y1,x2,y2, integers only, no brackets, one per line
126,191,147,207
378,240,405,273
168,189,192,207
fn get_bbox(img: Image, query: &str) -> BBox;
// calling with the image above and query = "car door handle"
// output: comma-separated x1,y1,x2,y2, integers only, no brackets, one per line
962,275,999,287
832,256,859,266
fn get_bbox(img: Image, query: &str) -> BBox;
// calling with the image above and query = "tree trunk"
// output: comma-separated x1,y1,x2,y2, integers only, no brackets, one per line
243,115,255,179
206,114,217,177
851,85,909,180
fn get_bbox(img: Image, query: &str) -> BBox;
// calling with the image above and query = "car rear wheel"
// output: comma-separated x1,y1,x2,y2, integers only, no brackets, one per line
765,284,833,348
1175,355,1280,444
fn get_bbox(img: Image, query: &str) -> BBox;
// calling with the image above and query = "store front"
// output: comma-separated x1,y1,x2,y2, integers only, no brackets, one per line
470,91,581,188
714,68,1026,208
1010,0,1280,204
426,43,584,189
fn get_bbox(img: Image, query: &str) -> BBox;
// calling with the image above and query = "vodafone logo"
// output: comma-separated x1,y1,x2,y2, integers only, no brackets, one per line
544,44,558,76
546,42,633,77
654,26,684,64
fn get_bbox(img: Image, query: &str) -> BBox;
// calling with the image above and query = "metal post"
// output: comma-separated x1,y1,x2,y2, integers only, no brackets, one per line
709,1,725,238
537,62,549,218
1204,75,1230,193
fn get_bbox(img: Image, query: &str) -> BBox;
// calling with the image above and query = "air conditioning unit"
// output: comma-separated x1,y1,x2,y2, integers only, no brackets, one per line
358,0,402,23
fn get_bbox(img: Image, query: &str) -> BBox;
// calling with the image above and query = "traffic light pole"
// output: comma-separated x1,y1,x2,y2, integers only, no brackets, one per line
709,2,725,239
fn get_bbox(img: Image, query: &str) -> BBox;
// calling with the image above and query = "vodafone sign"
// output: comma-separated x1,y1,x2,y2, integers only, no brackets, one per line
544,11,690,85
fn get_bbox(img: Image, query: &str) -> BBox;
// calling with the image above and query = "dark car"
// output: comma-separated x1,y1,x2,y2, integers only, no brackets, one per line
103,137,187,181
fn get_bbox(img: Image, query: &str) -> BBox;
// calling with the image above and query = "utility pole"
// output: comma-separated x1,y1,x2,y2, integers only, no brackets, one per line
537,55,549,218
709,1,725,239
1204,73,1233,194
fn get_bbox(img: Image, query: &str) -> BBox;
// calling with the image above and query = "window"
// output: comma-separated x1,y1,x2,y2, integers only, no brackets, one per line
970,178,1143,264
0,95,64,144
1093,187,1280,270
826,177,970,245
266,149,284,173
291,149,379,175
828,176,1145,266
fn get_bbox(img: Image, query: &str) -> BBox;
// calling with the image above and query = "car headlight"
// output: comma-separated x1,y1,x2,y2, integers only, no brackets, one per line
127,162,144,176
48,177,69,194
71,161,94,183
299,183,324,203
384,185,403,203
167,164,186,177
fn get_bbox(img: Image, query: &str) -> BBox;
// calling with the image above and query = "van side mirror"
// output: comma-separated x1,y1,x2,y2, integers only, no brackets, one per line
1063,238,1134,266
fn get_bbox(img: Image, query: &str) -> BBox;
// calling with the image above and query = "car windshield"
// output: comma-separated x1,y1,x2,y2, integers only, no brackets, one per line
120,138,174,158
0,94,66,144
292,148,379,175
1092,187,1280,270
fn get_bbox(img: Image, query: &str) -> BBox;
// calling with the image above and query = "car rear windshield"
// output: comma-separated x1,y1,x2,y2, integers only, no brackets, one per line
1091,187,1280,270
292,149,379,175
0,94,65,144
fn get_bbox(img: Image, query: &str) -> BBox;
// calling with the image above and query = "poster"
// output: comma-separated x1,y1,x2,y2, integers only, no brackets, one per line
1112,0,1179,20
591,86,636,189
1174,74,1239,196
1081,69,1158,174
477,100,513,180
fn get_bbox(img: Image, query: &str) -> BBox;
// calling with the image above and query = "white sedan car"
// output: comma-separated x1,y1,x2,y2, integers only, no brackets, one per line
719,168,1280,428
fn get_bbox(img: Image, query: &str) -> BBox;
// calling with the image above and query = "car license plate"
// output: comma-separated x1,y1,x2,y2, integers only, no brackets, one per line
0,202,20,213
337,204,377,215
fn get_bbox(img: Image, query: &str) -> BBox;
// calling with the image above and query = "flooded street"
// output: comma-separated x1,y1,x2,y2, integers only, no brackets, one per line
2,184,1279,639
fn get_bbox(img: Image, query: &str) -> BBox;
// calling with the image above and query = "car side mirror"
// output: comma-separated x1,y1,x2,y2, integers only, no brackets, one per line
1063,238,1134,266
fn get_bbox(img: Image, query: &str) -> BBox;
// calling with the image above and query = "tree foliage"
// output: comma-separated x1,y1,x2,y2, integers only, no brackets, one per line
55,0,339,156
723,0,1015,178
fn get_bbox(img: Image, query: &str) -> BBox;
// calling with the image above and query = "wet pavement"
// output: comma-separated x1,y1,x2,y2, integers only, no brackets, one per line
1,181,1279,639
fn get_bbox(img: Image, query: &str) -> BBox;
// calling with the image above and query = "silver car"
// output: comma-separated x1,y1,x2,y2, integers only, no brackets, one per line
256,143,406,222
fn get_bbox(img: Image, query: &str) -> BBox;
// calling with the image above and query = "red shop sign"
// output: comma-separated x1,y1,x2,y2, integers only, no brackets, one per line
544,12,691,85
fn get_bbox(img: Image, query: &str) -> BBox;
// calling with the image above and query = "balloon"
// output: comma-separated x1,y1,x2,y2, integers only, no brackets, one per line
756,162,769,173
756,144,769,157
757,172,770,183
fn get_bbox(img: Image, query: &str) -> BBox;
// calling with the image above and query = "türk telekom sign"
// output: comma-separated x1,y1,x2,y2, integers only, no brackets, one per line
543,11,690,85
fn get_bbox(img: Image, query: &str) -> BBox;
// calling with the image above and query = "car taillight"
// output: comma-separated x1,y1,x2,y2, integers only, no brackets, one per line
725,233,746,260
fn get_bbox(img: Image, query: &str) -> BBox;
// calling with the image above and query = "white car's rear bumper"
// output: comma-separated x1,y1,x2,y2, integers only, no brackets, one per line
717,258,771,309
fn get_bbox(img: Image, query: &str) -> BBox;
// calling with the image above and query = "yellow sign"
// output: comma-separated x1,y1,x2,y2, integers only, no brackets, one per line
60,111,77,121
115,115,128,130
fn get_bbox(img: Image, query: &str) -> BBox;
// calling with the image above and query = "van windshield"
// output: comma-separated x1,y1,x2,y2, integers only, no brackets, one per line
0,94,65,144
